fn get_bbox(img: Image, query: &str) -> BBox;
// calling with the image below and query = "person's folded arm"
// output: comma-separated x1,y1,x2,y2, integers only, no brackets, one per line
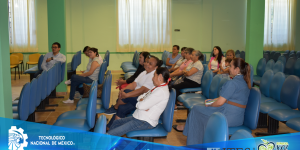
54,54,66,63
41,54,49,71
122,82,137,91
136,90,167,110
124,86,149,98
184,67,198,77
80,61,100,77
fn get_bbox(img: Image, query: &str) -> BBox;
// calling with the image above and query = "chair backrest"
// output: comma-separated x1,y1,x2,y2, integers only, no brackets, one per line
29,78,37,114
272,60,284,74
218,77,230,97
259,70,274,97
29,53,41,62
161,88,176,132
235,54,240,58
294,58,300,78
269,72,285,102
201,54,207,64
61,62,66,82
284,57,296,75
265,51,270,55
202,64,208,81
10,55,19,65
71,53,77,71
263,53,270,62
35,74,42,107
240,51,245,60
201,70,213,98
47,67,53,96
203,112,228,144
208,75,222,99
230,129,254,140
250,64,254,87
235,50,241,55
284,50,290,54
106,50,110,66
14,53,24,61
98,61,107,84
132,51,138,64
41,71,47,100
290,53,296,59
274,52,281,62
38,55,44,71
256,58,266,77
101,74,112,110
78,50,82,66
94,115,107,134
86,81,98,128
134,53,140,68
277,55,286,67
265,59,275,72
296,51,300,59
290,50,295,54
243,87,261,130
18,82,31,121
280,75,300,109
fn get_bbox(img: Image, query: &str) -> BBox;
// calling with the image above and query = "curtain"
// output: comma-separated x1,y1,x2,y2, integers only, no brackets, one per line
9,0,38,52
264,0,296,51
117,0,172,52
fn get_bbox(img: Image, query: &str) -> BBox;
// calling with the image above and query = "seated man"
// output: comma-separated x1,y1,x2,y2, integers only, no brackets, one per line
34,42,66,77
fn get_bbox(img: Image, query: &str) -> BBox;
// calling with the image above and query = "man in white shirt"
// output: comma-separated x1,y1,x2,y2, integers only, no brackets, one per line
34,42,66,77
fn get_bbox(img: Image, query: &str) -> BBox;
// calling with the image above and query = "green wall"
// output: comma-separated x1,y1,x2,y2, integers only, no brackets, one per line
35,0,248,70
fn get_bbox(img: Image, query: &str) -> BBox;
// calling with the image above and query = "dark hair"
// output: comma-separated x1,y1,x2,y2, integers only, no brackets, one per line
181,47,187,51
173,45,180,51
156,67,171,91
185,48,194,55
148,55,163,67
52,42,61,48
89,48,99,57
232,58,251,89
140,51,150,62
225,58,232,63
83,46,90,52
212,46,224,64
194,50,204,61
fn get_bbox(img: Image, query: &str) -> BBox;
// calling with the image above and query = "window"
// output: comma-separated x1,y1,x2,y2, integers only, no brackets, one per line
8,0,38,52
264,0,296,51
117,0,172,52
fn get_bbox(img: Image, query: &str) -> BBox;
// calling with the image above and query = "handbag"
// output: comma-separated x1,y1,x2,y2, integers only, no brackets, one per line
173,76,185,85
82,83,103,98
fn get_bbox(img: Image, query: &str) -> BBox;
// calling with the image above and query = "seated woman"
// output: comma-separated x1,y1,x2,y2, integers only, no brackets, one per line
166,45,182,69
169,47,187,72
218,58,232,78
104,56,163,129
169,48,193,81
173,58,251,145
171,49,204,109
107,67,170,136
115,51,150,87
63,48,101,104
208,46,224,76
218,49,235,76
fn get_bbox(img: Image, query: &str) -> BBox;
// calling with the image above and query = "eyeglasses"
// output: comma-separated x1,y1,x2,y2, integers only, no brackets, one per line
52,47,58,49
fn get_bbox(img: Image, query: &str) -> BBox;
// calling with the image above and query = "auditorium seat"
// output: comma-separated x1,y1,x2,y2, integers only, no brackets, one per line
284,57,296,77
230,130,253,140
294,58,300,78
203,112,228,144
277,55,286,68
94,115,107,134
13,83,30,121
253,58,266,86
272,61,284,74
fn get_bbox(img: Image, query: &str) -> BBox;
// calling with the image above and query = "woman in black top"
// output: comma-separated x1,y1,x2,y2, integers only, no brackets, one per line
116,52,150,86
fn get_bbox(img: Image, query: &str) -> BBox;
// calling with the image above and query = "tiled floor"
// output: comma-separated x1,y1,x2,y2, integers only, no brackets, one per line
11,71,298,146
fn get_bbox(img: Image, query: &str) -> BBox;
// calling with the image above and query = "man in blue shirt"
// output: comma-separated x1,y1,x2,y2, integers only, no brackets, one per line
34,42,66,77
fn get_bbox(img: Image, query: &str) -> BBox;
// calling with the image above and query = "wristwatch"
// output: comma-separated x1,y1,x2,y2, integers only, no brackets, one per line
51,57,53,60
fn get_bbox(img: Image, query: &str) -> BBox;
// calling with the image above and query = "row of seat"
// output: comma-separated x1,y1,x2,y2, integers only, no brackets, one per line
255,70,300,135
234,50,245,60
13,62,65,123
264,50,300,62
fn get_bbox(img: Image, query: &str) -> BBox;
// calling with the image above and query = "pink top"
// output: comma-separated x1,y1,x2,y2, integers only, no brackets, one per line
179,60,193,71
209,56,223,69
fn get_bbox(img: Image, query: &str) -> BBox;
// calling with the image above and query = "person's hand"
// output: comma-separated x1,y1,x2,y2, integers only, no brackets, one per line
115,79,120,86
217,71,221,74
81,71,84,73
145,109,149,111
121,91,128,99
46,58,52,62
205,99,212,107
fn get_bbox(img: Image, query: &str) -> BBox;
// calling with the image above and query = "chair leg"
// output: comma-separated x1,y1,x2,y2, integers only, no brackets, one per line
257,113,268,128
255,116,288,136
18,66,20,79
14,67,16,80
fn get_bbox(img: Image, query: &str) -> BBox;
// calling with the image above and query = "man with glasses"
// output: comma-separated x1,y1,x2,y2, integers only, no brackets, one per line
34,42,66,77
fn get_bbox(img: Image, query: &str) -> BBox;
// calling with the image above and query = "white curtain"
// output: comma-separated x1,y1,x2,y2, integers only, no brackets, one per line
264,0,296,51
9,0,38,52
117,0,172,52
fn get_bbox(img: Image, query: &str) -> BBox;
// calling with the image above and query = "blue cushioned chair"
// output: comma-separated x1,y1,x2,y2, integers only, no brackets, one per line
76,74,111,107
54,82,97,131
260,72,285,103
76,74,112,114
264,75,300,135
13,79,36,112
235,50,241,55
13,83,30,120
263,53,270,63
273,52,281,62
266,59,274,72
272,61,284,74
121,51,138,68
122,53,138,72
179,64,208,94
284,57,296,77
55,81,97,122
259,70,274,98
282,53,289,62
94,115,107,134
256,75,300,136
38,55,44,71
126,88,176,142
124,72,135,80
277,55,286,68
294,58,300,78
297,51,300,59
201,54,207,64
203,112,228,144
253,58,266,86
289,53,296,59
182,74,222,110
270,51,275,60
218,77,230,96
177,69,212,103
240,51,245,60
104,50,110,67
230,130,254,140
286,117,300,131
78,61,107,88
229,87,261,135
236,54,240,58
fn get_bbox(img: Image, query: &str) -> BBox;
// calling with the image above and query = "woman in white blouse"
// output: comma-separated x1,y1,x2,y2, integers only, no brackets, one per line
208,46,224,76
107,67,171,136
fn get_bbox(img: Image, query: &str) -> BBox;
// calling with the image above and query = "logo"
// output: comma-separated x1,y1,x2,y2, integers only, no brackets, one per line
258,139,289,150
9,126,28,150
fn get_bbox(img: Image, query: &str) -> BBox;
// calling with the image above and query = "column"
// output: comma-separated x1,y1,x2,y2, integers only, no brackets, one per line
245,0,265,74
47,0,67,92
0,0,13,118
